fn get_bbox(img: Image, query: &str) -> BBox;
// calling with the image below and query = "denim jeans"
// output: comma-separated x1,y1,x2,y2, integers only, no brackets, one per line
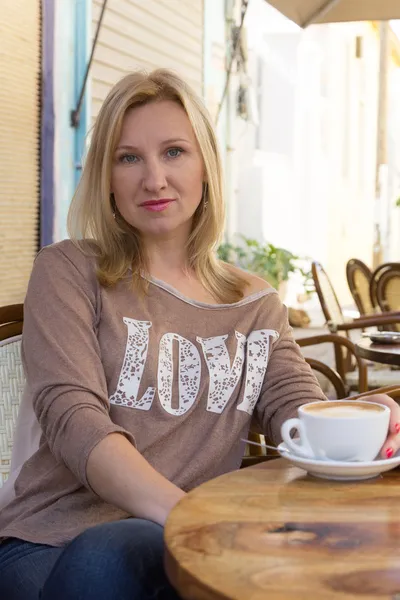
0,518,181,599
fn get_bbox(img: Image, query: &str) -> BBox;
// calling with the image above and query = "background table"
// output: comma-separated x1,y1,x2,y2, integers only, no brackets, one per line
165,459,400,600
356,337,400,367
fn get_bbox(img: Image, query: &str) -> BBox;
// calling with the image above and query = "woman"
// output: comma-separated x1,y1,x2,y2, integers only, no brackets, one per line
0,69,398,600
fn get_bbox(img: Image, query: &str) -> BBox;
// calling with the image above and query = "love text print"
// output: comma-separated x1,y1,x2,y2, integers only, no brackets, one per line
110,318,279,416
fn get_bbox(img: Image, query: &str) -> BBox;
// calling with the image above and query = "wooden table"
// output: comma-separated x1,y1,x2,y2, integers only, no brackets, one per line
356,338,400,367
165,459,400,600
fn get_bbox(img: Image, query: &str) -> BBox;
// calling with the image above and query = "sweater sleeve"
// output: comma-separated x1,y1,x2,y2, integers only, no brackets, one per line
254,299,327,445
22,244,136,490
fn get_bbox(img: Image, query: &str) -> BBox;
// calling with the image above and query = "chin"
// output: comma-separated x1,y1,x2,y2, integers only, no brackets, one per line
137,217,193,238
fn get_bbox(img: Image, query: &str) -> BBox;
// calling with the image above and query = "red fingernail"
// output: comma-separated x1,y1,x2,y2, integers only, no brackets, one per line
395,423,400,434
386,448,394,459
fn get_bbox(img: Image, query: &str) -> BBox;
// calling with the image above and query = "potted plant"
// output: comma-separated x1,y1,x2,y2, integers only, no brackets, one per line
217,236,313,301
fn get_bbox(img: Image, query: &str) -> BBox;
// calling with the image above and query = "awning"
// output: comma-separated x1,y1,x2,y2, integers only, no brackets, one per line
264,0,400,28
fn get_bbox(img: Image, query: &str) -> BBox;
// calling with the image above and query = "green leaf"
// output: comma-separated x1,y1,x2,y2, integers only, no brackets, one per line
216,235,314,294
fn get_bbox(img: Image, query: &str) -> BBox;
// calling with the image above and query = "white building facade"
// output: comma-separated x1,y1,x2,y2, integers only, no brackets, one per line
219,0,400,303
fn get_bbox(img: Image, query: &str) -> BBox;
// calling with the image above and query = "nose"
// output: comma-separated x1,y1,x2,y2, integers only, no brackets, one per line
142,157,167,193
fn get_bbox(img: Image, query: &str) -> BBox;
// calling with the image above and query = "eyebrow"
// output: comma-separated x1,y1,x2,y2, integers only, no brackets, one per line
116,138,191,151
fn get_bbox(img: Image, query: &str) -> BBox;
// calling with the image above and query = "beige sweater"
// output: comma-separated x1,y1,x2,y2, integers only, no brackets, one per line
0,240,325,546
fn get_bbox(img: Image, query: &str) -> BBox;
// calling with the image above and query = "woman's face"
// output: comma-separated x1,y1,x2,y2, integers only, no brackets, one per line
111,100,205,242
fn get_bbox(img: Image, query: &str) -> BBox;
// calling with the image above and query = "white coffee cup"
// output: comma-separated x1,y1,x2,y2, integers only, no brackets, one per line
281,400,390,462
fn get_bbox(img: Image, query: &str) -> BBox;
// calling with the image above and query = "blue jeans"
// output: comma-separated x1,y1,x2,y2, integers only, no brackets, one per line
0,518,181,599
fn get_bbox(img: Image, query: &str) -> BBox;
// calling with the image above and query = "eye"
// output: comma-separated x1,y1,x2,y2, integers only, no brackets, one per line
119,153,139,164
166,147,183,159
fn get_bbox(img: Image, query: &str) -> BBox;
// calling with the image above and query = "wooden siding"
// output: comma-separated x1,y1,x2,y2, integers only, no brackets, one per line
91,0,204,120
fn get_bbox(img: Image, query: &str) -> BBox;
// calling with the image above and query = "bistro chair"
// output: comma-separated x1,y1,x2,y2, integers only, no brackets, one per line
311,261,400,385
0,304,23,342
346,258,375,316
312,261,400,335
370,262,400,309
374,264,400,332
0,304,24,485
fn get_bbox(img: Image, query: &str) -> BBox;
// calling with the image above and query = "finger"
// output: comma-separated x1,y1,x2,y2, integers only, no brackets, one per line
363,394,400,435
387,401,400,436
380,432,400,459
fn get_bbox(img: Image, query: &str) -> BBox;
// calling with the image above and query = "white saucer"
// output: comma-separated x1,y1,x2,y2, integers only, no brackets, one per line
277,443,400,481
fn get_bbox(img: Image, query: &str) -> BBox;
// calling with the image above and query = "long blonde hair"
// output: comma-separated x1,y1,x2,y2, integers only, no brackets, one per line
68,69,248,302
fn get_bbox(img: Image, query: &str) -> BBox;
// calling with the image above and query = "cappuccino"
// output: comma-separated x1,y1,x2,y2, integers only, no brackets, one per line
304,402,384,418
281,400,390,462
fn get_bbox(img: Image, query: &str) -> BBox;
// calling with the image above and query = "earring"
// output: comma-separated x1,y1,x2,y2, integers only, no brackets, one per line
202,183,208,209
110,193,116,219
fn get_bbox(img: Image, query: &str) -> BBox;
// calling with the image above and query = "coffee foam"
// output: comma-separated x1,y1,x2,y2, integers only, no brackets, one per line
303,402,384,417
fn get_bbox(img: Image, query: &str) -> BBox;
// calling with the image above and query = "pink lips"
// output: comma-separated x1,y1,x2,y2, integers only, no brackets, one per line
140,199,175,212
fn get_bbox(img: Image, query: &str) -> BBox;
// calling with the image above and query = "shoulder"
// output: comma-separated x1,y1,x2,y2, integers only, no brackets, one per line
244,271,273,297
36,239,98,270
221,262,273,298
32,239,99,289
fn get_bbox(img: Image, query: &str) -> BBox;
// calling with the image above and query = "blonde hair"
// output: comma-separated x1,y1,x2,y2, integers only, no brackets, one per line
68,69,248,302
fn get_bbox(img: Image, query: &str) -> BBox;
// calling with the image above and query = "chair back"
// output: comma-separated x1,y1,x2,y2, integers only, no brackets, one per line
375,265,400,311
0,335,24,485
312,262,345,328
370,263,399,308
374,264,400,332
0,304,23,341
0,304,24,485
346,259,374,316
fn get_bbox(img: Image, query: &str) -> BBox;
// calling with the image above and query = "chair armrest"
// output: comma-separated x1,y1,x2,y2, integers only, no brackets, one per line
296,333,368,392
0,303,24,341
351,386,400,402
335,313,400,331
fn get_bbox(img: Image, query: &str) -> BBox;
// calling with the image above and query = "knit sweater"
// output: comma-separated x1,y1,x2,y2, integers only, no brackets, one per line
0,240,325,546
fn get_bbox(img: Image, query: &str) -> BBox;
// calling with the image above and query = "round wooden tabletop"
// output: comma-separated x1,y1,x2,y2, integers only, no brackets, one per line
355,338,400,367
165,459,400,600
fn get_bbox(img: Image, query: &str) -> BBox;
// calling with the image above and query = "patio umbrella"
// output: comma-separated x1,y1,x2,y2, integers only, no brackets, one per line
264,0,400,28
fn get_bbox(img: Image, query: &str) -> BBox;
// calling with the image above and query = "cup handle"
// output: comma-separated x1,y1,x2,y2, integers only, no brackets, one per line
281,418,314,458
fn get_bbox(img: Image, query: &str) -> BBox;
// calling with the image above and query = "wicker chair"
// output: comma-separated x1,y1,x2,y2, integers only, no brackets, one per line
312,261,400,335
346,258,375,316
370,263,400,309
312,261,400,387
374,263,400,332
0,304,24,485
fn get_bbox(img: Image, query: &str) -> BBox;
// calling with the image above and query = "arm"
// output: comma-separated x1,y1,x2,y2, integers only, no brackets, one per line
87,434,185,525
254,301,327,445
23,244,184,525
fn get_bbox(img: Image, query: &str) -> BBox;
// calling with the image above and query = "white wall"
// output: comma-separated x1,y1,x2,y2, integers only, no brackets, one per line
232,0,400,305
203,0,233,235
387,65,400,261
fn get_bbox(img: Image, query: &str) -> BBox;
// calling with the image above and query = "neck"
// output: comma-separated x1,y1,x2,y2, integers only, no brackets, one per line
144,237,190,277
